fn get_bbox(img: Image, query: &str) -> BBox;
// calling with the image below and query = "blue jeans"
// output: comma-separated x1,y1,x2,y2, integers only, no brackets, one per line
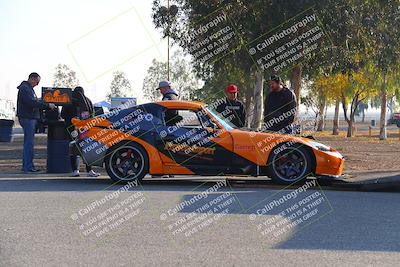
19,118,37,171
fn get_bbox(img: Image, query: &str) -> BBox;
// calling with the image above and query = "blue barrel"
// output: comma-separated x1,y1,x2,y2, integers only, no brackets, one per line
47,121,72,173
0,119,14,142
47,139,72,173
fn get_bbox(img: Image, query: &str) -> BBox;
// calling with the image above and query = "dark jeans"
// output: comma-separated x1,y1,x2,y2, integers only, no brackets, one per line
70,155,91,172
19,118,37,171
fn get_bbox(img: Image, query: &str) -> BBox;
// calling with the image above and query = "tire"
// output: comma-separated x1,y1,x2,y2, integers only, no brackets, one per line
105,142,149,182
267,143,314,185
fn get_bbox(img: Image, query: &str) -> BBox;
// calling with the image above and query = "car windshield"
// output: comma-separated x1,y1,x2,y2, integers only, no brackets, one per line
205,106,237,130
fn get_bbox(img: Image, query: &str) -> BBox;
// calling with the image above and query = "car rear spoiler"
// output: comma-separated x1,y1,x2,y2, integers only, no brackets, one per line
71,117,112,130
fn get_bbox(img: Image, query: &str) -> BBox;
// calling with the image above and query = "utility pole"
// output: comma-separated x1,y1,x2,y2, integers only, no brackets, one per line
167,0,170,81
159,1,178,81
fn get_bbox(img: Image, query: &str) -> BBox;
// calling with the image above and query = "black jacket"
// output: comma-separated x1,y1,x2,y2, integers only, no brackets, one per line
16,81,48,119
263,87,297,132
215,98,246,128
61,92,94,128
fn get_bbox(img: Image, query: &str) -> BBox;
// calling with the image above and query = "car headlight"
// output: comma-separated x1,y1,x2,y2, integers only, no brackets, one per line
308,141,332,152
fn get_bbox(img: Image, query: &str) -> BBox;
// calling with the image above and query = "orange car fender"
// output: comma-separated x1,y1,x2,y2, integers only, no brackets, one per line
313,149,344,176
227,130,313,166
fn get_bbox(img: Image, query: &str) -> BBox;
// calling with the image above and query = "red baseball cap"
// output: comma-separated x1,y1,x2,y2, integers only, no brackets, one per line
226,85,238,93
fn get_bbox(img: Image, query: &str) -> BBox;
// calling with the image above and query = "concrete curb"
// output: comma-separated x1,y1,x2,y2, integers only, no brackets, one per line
0,173,399,192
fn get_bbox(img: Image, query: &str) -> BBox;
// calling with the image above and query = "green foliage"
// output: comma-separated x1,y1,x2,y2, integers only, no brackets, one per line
142,59,168,102
107,71,132,101
152,0,400,133
142,50,200,102
53,64,79,88
152,0,318,103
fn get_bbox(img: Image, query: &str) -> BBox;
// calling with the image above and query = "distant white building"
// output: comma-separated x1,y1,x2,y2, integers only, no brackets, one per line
0,99,15,120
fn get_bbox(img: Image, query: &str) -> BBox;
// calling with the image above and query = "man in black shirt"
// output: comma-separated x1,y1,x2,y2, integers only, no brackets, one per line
216,85,246,128
263,75,297,134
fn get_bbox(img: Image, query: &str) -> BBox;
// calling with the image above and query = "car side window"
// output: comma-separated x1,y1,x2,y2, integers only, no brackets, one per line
163,109,202,128
137,106,163,125
197,110,218,129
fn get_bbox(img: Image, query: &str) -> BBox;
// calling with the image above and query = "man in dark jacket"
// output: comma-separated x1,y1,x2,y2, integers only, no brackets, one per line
157,81,180,126
156,81,179,101
61,87,100,177
215,85,246,128
17,73,55,172
263,75,297,134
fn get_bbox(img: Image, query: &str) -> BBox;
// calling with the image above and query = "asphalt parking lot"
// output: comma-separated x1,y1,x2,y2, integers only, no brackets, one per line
1,175,399,266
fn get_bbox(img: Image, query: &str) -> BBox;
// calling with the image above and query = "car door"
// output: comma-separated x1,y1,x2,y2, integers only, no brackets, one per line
155,108,233,175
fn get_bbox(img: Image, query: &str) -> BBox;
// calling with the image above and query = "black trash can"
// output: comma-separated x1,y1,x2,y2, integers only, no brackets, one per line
47,121,72,173
0,119,14,142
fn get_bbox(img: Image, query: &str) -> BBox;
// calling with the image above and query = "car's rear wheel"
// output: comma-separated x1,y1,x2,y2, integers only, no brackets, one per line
105,142,149,182
267,143,313,185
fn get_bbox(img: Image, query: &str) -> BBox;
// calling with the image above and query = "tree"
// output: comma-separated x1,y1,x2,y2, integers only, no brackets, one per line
301,89,323,131
107,71,132,101
358,0,400,139
170,50,200,100
341,71,375,137
142,59,167,102
53,64,79,88
152,0,318,128
142,50,200,102
313,73,347,134
308,80,329,132
355,102,368,123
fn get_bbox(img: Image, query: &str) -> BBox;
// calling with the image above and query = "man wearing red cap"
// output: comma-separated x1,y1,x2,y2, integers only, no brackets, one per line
215,85,246,128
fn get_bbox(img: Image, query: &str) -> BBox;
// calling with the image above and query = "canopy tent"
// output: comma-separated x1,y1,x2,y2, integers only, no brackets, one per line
94,101,111,108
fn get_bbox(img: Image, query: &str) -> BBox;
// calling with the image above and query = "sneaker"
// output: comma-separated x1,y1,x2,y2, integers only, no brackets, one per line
24,168,41,173
71,170,80,177
87,170,100,177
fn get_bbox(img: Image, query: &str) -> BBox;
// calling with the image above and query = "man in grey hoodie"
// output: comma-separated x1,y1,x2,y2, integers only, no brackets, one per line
156,81,179,101
17,73,55,172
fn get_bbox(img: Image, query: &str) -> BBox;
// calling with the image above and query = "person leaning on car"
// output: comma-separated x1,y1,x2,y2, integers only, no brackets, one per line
215,85,246,128
16,72,56,173
156,80,179,101
61,86,100,178
156,81,180,125
263,75,297,134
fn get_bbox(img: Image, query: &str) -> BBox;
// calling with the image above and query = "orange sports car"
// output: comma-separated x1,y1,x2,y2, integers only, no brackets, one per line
70,101,344,184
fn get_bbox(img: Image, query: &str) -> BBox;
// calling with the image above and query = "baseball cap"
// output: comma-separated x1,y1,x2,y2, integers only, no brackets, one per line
269,75,281,83
226,85,238,93
156,81,171,90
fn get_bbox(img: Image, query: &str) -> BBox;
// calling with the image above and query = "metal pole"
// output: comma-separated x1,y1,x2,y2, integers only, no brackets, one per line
167,0,170,81
167,36,170,81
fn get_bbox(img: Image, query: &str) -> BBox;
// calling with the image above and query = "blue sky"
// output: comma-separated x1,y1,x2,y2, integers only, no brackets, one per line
0,0,170,104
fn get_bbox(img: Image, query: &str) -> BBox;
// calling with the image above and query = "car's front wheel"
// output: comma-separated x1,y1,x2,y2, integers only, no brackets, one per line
267,143,314,185
105,142,149,182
